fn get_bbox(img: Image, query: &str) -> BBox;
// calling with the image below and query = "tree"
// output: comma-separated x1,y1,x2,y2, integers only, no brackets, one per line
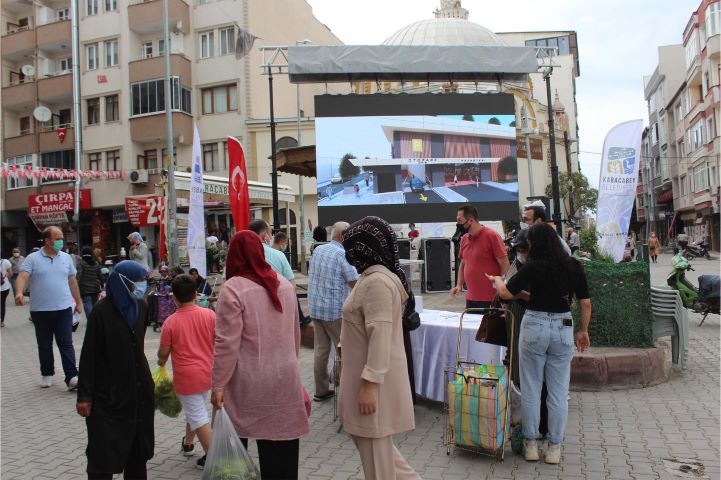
579,224,598,256
488,117,501,125
498,155,518,178
339,153,360,180
462,114,475,122
509,120,516,127
545,171,598,221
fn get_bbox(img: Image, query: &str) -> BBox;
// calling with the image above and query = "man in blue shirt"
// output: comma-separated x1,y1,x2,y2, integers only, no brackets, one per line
15,226,83,390
308,221,358,401
247,219,295,284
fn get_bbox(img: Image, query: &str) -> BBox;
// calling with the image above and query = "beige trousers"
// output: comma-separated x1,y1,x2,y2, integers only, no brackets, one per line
351,435,421,480
313,319,342,396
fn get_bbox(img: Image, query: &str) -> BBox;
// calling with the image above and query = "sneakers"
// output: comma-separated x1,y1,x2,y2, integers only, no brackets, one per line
523,439,540,462
181,437,195,457
544,442,561,464
41,376,53,388
67,376,79,391
196,455,206,469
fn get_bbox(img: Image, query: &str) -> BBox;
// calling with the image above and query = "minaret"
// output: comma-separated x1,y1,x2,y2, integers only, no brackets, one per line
553,91,569,133
434,0,469,20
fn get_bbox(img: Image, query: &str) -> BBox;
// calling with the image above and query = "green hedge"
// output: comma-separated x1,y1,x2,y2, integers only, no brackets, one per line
573,260,653,347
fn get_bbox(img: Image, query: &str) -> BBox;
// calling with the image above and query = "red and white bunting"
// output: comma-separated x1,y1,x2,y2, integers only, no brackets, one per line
1,166,127,180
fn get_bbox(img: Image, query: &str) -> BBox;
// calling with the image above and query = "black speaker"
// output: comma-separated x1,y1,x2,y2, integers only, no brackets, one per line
397,239,411,260
421,238,452,292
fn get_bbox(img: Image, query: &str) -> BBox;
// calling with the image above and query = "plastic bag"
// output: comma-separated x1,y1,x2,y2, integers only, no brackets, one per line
151,365,182,418
203,407,260,480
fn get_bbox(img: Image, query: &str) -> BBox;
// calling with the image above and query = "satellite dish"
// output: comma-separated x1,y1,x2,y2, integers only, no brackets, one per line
21,64,35,77
33,106,52,122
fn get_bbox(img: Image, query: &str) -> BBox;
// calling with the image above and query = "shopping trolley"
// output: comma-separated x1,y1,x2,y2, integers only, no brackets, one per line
443,307,515,460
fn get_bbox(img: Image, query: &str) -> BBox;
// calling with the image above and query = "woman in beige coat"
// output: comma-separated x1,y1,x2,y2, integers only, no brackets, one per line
340,216,420,480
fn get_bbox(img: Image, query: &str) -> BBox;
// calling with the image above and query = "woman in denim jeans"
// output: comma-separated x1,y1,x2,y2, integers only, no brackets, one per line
487,223,591,465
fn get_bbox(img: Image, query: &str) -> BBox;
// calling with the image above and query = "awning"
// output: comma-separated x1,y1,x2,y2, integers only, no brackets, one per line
288,45,540,84
657,190,674,203
275,145,317,178
680,211,698,221
174,172,295,203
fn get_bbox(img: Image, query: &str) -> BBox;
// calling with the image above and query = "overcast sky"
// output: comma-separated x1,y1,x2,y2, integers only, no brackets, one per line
306,0,696,188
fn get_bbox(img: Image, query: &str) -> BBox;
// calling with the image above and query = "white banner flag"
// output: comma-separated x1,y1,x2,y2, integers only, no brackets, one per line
596,120,644,262
187,124,207,277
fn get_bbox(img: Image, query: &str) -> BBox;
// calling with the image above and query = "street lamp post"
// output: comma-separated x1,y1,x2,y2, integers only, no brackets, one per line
296,39,310,274
163,0,178,266
544,66,563,235
70,0,83,248
268,67,280,232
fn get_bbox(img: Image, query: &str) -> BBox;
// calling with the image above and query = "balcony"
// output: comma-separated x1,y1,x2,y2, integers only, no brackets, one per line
128,0,189,34
2,80,35,111
3,133,37,158
1,27,34,62
707,33,720,59
128,53,191,83
130,112,192,144
36,19,71,53
39,126,74,152
38,72,72,103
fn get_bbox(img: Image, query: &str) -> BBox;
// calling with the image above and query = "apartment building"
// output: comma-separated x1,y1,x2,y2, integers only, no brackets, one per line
1,0,342,258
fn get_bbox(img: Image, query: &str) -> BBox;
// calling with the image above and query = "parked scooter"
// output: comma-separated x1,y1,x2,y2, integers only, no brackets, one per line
667,253,720,325
682,238,711,260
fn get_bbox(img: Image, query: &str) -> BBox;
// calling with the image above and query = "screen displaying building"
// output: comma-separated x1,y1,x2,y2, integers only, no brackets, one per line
315,93,518,224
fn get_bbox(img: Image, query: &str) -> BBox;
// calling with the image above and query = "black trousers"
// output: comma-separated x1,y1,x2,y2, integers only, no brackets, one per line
87,430,147,480
1,289,8,323
466,299,492,310
241,438,299,480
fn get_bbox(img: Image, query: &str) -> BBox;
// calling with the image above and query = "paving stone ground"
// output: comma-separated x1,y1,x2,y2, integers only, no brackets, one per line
1,253,719,479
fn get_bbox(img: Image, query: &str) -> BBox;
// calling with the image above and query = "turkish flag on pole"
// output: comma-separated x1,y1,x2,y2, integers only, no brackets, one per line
227,136,250,231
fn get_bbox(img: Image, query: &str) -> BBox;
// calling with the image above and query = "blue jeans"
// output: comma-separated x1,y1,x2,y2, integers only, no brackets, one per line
82,294,98,320
31,308,78,384
519,309,574,445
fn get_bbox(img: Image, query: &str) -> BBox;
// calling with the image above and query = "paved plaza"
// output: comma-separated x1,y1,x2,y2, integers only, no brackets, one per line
1,253,719,479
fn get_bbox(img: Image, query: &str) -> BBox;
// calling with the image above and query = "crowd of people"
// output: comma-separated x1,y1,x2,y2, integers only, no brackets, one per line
1,204,597,479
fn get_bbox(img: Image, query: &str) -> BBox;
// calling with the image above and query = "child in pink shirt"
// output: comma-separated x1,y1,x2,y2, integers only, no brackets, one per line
157,274,216,468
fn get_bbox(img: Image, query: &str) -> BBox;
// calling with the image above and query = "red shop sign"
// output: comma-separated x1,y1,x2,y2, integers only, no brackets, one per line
125,195,164,227
28,189,92,214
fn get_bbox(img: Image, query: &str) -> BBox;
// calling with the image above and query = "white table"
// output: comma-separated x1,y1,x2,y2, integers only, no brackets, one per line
410,309,506,402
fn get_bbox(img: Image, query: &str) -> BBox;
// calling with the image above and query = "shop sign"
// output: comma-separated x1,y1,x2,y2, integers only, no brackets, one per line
125,196,164,227
28,189,92,214
516,136,544,160
205,183,228,195
112,210,129,223
29,211,70,226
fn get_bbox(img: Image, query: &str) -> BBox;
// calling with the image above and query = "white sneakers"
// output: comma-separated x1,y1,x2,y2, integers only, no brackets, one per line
524,438,562,464
67,376,79,391
41,376,53,388
523,439,539,461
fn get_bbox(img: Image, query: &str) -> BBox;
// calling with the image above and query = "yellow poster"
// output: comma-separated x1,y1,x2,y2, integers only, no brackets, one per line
411,138,423,152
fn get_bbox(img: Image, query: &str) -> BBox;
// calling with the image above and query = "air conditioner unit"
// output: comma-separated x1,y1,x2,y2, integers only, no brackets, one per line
129,169,148,184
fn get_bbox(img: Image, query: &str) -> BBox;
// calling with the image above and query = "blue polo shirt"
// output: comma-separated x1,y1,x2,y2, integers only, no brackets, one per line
263,244,294,281
21,250,76,312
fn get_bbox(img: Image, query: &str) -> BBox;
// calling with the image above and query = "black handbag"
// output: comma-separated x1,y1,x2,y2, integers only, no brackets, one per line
402,294,421,331
474,295,507,346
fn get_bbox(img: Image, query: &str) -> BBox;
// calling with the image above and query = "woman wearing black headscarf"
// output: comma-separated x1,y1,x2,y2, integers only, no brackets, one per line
78,246,104,320
340,217,420,480
76,260,154,479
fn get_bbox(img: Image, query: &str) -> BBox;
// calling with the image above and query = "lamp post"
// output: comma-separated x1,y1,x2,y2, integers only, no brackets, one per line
70,0,82,248
296,39,310,274
163,0,178,266
544,67,563,235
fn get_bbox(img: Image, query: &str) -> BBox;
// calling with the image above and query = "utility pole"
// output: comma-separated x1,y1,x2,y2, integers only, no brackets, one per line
296,39,310,274
71,0,82,248
163,0,178,265
268,67,280,232
544,67,563,235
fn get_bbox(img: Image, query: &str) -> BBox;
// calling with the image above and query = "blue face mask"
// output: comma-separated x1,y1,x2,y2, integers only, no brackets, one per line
52,239,64,252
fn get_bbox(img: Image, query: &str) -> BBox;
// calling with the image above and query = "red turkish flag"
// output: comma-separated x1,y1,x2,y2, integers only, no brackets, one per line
227,136,250,231
56,127,67,143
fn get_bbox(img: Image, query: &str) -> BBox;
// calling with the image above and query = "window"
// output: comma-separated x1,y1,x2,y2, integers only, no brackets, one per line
648,91,657,113
706,2,720,38
201,84,237,114
57,8,69,20
130,78,190,116
86,97,100,125
58,57,72,73
219,27,235,55
40,150,74,183
59,109,71,126
105,94,119,122
106,150,119,171
680,175,687,196
683,88,692,113
678,140,685,157
685,32,699,68
688,120,704,151
105,39,118,67
276,136,298,150
710,165,717,188
5,155,35,189
142,42,153,59
105,0,116,11
138,149,158,170
659,117,667,146
650,123,658,145
20,116,31,135
704,71,710,96
693,163,709,191
86,43,99,70
86,0,98,15
675,103,683,123
158,37,173,55
88,152,102,171
222,140,228,169
203,142,218,171
707,117,715,142
524,35,571,56
200,31,214,58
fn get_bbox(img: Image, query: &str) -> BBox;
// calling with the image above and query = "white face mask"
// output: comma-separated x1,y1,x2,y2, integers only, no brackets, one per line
516,252,527,264
13,252,20,257
520,222,530,230
118,273,146,299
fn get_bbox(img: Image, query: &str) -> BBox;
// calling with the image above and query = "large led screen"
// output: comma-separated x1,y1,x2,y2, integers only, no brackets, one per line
315,93,518,225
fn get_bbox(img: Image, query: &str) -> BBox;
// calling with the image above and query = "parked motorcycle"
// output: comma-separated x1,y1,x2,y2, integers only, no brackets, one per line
667,253,720,325
682,238,711,260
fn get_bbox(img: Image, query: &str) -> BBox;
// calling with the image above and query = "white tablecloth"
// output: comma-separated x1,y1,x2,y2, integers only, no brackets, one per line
410,309,506,402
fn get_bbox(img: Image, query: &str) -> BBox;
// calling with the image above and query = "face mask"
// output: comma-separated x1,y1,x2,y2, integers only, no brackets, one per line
119,273,146,299
516,252,527,264
52,240,64,252
100,267,109,275
456,223,465,230
520,222,530,230
13,252,19,258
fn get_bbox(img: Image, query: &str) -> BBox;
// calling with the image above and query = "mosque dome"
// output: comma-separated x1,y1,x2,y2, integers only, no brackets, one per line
382,1,506,47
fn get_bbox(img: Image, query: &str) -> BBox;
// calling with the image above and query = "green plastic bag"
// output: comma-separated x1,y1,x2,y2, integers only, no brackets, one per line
152,365,182,418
